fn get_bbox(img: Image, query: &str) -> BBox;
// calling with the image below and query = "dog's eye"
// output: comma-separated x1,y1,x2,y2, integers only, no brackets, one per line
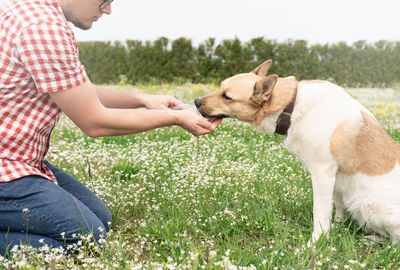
222,92,232,101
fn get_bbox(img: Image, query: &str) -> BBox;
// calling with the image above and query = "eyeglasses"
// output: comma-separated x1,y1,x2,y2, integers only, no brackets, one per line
99,0,113,9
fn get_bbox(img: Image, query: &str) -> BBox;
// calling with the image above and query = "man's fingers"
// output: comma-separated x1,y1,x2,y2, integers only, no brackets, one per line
198,118,214,130
167,97,183,108
171,104,185,110
197,118,222,133
208,118,222,129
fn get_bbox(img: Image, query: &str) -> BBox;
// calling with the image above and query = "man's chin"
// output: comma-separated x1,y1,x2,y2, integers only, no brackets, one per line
73,21,92,30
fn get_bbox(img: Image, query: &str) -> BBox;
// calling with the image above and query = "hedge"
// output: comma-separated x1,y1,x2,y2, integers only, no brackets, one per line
78,37,400,87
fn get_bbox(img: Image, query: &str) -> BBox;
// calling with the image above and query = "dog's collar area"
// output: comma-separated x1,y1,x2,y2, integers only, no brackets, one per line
274,87,298,143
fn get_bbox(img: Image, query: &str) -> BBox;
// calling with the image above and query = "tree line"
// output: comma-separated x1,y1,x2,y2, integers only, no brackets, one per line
78,37,400,87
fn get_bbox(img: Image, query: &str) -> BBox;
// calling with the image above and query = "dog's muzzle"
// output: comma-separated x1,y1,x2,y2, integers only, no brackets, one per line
194,98,228,119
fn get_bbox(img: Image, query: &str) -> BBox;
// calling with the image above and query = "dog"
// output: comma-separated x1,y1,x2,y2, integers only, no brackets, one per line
194,59,400,244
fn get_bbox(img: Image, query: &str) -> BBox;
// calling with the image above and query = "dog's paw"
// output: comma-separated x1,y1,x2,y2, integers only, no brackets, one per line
311,230,329,243
364,234,387,244
334,212,348,223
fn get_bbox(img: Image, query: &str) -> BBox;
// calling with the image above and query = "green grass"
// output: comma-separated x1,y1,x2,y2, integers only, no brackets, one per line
2,85,400,269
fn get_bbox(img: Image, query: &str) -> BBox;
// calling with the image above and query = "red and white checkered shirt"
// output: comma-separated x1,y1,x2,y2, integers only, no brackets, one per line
0,0,88,182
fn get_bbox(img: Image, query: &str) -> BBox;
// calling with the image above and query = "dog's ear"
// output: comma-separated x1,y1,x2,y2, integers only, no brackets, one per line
251,59,272,77
250,74,278,106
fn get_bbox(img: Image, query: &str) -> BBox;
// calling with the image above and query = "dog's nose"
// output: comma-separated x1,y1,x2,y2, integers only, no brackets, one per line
194,98,202,108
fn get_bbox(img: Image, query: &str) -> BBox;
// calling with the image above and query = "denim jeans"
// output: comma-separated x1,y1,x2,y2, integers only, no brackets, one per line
0,161,112,256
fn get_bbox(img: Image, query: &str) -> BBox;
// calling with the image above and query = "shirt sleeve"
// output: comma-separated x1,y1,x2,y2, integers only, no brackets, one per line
14,22,88,93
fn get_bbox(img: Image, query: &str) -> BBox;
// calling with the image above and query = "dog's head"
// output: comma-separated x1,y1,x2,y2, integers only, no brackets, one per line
195,60,298,125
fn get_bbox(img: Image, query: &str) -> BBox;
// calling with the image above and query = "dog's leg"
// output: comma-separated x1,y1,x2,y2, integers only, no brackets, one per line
309,163,338,243
333,191,347,222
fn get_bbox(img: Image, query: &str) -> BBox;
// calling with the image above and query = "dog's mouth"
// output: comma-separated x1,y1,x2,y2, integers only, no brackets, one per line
207,114,228,120
203,114,226,129
196,105,228,127
198,112,227,128
199,111,229,121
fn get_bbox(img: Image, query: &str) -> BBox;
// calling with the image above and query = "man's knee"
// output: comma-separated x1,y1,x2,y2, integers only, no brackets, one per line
77,197,111,232
100,205,112,232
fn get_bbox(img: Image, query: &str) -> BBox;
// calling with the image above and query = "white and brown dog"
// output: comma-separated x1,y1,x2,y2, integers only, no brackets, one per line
195,59,400,244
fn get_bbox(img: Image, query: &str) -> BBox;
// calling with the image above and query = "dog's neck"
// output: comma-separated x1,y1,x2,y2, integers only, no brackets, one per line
251,77,298,132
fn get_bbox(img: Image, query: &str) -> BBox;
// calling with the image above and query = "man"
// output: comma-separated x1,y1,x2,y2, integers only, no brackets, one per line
0,0,220,255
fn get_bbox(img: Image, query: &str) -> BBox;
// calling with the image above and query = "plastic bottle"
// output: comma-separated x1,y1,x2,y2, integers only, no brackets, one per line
171,104,199,114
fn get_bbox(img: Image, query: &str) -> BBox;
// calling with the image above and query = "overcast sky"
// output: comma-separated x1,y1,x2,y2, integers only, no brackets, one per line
73,0,400,46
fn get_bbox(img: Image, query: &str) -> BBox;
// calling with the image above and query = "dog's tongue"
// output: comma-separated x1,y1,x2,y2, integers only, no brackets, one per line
208,118,222,130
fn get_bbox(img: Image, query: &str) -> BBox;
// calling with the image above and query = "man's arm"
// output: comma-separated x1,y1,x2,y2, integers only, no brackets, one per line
94,85,147,108
50,81,218,137
94,85,183,109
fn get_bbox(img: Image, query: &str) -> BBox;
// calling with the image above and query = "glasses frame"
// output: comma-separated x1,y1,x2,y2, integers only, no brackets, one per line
99,0,113,9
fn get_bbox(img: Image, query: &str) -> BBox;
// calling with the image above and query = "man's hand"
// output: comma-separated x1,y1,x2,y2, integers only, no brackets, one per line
94,86,183,110
142,94,183,110
174,110,221,136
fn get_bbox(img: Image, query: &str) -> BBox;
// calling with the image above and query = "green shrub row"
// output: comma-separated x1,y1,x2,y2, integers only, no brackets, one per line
78,37,400,87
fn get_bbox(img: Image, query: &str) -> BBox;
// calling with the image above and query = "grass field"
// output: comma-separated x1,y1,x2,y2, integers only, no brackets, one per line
2,83,400,269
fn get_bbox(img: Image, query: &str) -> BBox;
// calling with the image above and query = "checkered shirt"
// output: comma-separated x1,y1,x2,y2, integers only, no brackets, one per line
0,0,88,182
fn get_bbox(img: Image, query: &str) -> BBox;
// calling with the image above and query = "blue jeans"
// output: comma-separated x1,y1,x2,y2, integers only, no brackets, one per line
0,161,112,256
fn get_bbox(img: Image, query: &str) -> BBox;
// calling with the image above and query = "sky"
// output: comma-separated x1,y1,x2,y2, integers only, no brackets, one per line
73,0,400,46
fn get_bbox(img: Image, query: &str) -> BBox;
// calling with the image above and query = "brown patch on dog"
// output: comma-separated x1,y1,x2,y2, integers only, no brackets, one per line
251,76,298,126
330,111,400,176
